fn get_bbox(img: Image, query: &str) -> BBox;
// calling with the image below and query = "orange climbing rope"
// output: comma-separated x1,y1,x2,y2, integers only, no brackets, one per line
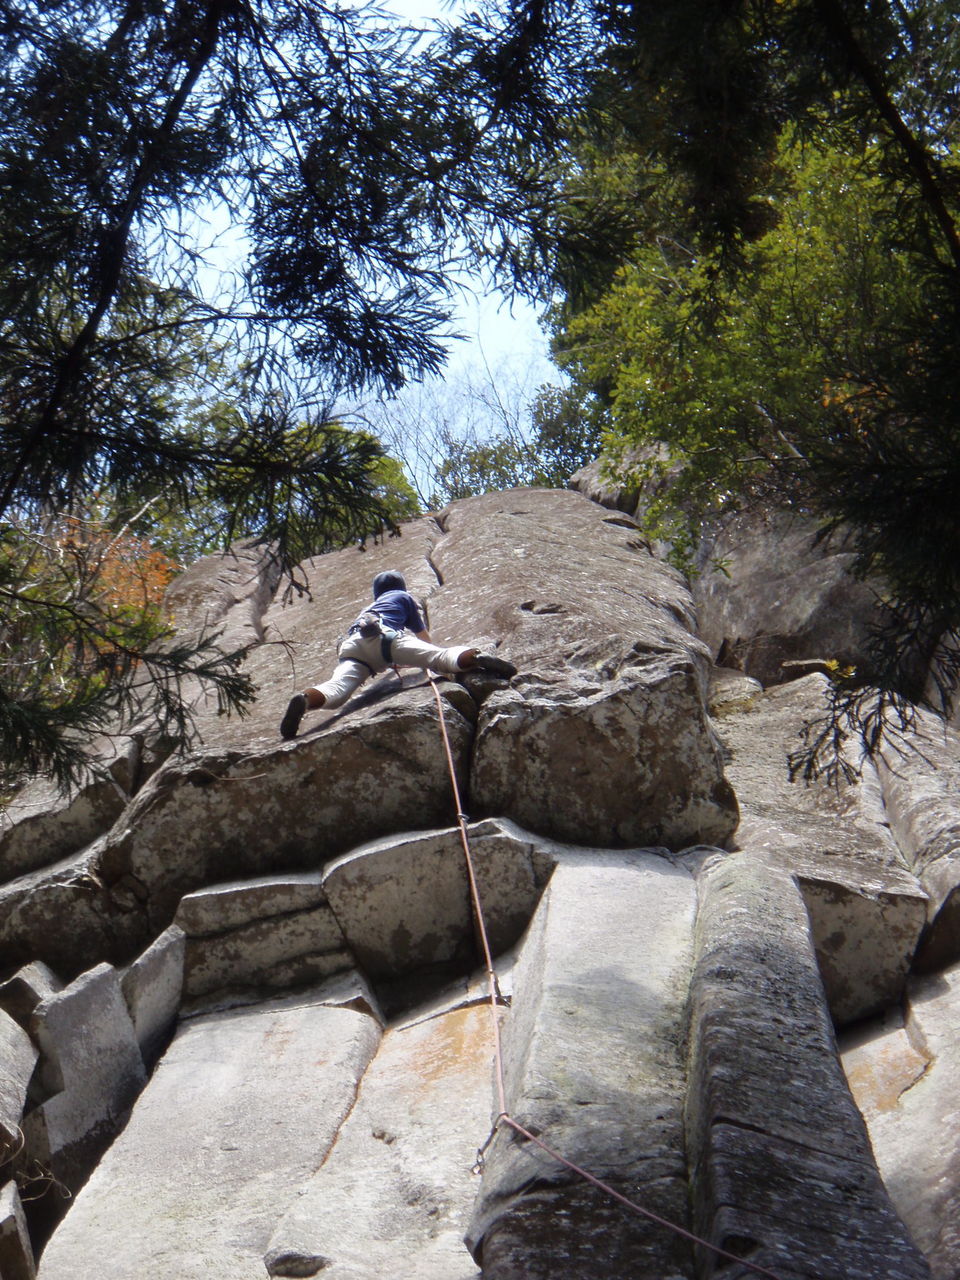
428,675,786,1280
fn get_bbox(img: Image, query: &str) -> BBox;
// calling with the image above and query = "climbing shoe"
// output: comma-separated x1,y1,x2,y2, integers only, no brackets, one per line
280,693,307,740
471,653,517,679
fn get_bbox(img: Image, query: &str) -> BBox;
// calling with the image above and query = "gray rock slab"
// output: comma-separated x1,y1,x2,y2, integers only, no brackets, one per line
693,505,884,686
0,1180,36,1280
119,926,185,1068
1,1010,37,1159
174,871,330,936
183,902,350,1000
686,851,929,1280
719,675,928,1024
842,960,960,1280
874,706,960,971
267,1001,493,1279
164,539,282,653
566,449,646,515
471,665,738,850
467,849,698,1279
175,872,353,1002
179,967,385,1026
177,519,446,754
0,962,63,1027
95,687,474,945
321,819,542,978
2,489,738,977
0,723,147,886
424,489,738,850
22,963,147,1195
36,1001,382,1280
0,842,148,983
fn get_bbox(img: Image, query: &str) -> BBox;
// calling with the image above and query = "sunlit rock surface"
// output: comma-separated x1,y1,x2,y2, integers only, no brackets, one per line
0,486,954,1278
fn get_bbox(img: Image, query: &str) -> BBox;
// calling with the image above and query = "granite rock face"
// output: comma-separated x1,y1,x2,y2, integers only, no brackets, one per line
718,675,928,1026
841,961,960,1280
0,489,737,978
467,849,698,1279
567,464,885,688
691,507,885,687
0,485,955,1279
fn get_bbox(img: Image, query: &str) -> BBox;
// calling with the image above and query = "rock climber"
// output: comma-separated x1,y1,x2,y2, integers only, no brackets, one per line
280,569,517,739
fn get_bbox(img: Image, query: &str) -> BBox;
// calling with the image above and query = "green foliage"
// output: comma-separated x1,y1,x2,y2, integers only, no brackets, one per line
417,382,601,506
0,0,583,788
537,0,960,768
554,141,922,557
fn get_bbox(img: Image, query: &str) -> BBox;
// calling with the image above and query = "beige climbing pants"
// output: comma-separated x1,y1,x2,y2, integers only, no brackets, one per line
309,631,471,711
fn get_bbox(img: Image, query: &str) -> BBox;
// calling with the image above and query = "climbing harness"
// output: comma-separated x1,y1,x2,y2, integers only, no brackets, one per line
346,613,401,666
428,676,786,1280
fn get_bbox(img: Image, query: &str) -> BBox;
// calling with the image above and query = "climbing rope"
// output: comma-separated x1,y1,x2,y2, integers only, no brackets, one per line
428,675,786,1280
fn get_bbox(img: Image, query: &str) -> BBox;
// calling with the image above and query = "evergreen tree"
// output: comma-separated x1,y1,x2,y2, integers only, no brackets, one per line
0,0,579,788
527,0,960,771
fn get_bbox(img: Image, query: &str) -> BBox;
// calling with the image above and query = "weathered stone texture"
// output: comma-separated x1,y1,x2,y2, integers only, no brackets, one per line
164,539,282,652
267,1002,492,1279
175,871,352,1002
22,964,147,1198
873,707,960,972
1,1010,36,1159
567,462,885,688
718,675,927,1024
1,489,737,977
0,1180,36,1280
0,769,128,882
686,851,930,1280
693,507,884,686
424,490,737,848
5,485,959,1280
36,996,382,1280
472,667,738,848
0,962,63,1027
119,926,184,1068
468,849,698,1279
0,841,148,982
842,960,960,1280
322,819,542,979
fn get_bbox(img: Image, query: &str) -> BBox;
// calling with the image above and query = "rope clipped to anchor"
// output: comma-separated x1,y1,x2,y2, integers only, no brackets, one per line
428,674,785,1280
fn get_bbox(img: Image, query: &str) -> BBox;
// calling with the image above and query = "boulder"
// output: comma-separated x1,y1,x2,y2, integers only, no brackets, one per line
707,667,763,717
175,873,352,1002
427,489,738,849
22,964,147,1198
685,851,930,1280
692,507,884,686
0,842,147,983
568,458,885,689
36,992,382,1280
321,819,544,979
472,666,737,848
98,686,474,938
174,871,331,935
0,962,63,1028
467,848,697,1279
0,751,131,882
